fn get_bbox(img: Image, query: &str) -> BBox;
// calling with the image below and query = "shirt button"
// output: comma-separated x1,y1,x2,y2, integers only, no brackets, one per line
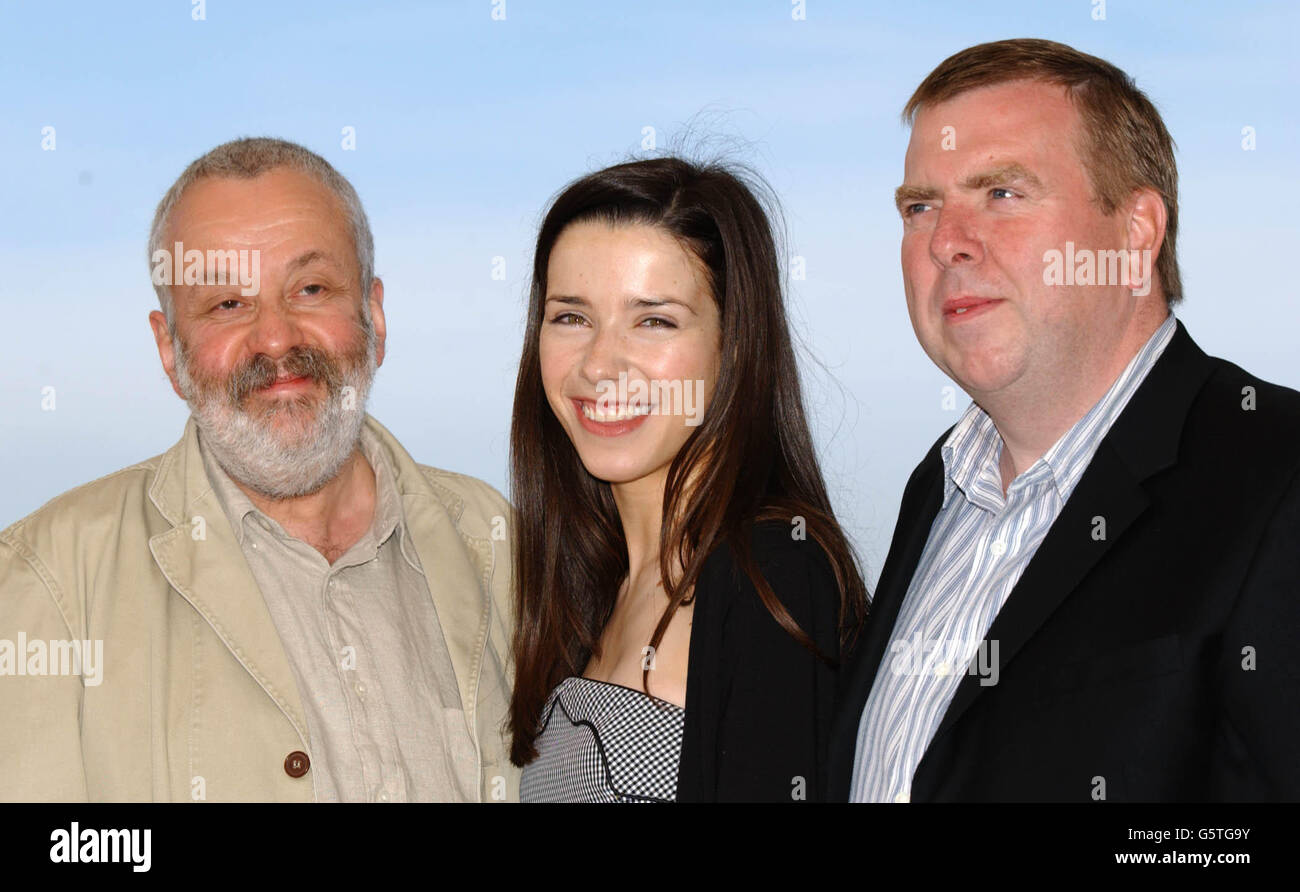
355,682,367,696
284,751,311,778
935,662,951,676
894,791,910,803
377,790,390,802
990,539,1007,557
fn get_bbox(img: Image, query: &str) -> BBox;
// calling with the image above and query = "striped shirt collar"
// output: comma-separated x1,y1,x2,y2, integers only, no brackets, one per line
941,313,1178,512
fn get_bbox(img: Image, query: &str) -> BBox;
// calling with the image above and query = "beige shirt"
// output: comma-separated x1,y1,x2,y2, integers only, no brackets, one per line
198,427,479,802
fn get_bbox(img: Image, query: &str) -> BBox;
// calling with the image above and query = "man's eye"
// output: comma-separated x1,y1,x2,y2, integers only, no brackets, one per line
298,284,325,296
215,299,242,311
990,188,1017,200
903,203,930,218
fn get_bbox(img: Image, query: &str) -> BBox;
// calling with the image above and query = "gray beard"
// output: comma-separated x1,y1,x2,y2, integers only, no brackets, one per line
175,344,377,500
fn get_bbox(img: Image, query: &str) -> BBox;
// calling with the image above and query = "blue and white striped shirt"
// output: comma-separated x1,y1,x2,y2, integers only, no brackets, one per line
850,313,1177,802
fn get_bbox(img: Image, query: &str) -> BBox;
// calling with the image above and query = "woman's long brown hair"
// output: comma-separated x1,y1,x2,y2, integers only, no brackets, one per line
509,156,867,766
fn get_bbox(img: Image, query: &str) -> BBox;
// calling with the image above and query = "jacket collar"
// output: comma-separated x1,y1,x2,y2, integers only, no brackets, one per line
940,313,1179,514
916,320,1214,781
833,320,1213,798
146,414,470,528
145,413,492,745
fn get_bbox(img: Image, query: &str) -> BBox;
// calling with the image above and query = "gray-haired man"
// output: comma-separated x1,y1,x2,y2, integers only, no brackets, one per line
0,138,518,802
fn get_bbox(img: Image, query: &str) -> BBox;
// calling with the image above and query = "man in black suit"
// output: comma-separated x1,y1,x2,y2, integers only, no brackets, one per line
830,38,1300,801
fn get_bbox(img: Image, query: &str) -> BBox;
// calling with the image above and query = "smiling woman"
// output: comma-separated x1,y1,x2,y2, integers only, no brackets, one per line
509,156,869,802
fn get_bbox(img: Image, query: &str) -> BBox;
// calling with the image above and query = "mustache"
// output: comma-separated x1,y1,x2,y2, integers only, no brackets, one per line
226,345,347,405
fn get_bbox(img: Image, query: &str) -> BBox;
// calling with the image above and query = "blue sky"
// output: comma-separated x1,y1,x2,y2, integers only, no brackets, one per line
1,0,1297,579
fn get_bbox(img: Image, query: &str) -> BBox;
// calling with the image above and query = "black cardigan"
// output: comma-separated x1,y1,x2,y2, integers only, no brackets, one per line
674,521,844,802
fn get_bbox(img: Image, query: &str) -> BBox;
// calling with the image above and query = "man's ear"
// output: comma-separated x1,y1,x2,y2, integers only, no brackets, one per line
149,309,186,400
1125,186,1167,304
368,277,387,368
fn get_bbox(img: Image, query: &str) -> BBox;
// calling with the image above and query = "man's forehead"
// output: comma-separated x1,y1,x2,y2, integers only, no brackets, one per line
172,170,345,224
166,173,352,247
916,78,1076,120
911,81,1076,144
903,82,1080,177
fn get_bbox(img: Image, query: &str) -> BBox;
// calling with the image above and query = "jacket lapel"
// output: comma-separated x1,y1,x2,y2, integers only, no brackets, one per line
830,443,945,793
144,415,495,758
920,321,1215,761
924,441,1149,750
366,417,494,727
146,418,311,745
850,464,945,705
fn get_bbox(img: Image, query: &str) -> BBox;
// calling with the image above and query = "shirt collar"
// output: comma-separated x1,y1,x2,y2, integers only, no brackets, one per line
198,424,406,554
940,401,1003,511
941,312,1178,511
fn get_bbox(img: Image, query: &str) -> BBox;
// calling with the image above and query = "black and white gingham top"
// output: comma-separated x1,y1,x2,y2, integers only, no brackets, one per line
519,676,685,802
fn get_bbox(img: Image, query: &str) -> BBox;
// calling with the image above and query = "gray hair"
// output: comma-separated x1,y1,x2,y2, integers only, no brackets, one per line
148,137,374,327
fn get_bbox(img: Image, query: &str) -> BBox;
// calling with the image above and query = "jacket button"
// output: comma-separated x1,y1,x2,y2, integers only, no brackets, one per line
284,751,311,778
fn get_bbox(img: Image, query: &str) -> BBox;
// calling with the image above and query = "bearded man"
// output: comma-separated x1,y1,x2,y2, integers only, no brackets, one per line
0,138,518,802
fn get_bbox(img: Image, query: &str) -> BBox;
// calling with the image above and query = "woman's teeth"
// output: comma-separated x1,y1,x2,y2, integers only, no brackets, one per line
581,402,652,422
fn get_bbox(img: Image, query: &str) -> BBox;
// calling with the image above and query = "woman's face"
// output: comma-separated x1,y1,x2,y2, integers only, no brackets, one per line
539,220,722,487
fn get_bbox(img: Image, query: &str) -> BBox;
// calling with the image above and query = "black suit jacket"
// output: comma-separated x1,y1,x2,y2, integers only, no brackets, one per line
830,321,1300,801
676,521,842,802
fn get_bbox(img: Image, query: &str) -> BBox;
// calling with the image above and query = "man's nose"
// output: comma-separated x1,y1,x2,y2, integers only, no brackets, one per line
244,296,305,360
929,204,984,269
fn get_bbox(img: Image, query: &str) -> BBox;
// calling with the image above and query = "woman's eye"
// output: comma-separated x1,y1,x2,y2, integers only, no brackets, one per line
549,312,585,325
641,317,677,329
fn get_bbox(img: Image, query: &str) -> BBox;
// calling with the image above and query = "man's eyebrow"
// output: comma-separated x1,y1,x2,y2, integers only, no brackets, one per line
895,184,940,211
285,250,339,273
895,164,1046,212
959,163,1044,192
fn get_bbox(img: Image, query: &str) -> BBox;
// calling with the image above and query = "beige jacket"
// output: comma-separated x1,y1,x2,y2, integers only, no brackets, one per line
0,415,519,802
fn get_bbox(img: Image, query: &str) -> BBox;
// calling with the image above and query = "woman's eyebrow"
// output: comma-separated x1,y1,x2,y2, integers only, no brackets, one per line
629,296,697,315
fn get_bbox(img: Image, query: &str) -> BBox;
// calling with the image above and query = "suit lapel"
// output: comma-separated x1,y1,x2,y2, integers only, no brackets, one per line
831,445,945,792
147,419,311,745
851,467,945,704
925,440,1149,748
401,493,492,720
367,416,493,729
144,415,496,757
920,321,1215,765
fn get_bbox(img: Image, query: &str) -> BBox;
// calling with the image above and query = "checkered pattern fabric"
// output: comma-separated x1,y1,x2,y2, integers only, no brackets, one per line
519,676,685,802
